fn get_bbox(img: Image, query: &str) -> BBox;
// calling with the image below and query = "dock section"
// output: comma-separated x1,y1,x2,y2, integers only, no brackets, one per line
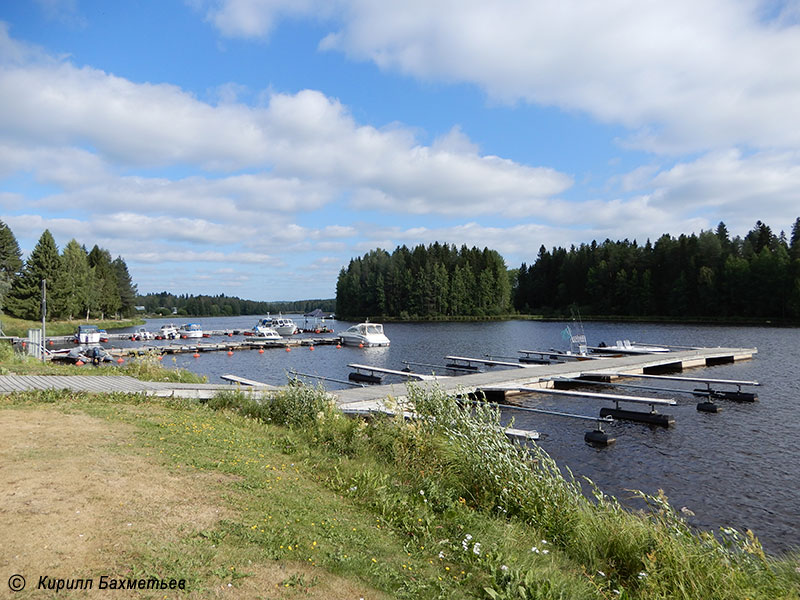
333,346,757,409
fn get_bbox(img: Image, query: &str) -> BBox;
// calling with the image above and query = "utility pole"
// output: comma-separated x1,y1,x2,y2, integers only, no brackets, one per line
41,279,46,363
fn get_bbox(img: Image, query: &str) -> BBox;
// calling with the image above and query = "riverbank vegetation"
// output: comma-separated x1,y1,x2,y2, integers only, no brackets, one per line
2,384,797,598
0,341,204,382
0,313,144,338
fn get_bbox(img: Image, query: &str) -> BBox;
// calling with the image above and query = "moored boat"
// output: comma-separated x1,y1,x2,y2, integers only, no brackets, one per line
251,325,282,341
256,315,298,336
131,327,154,341
339,322,390,347
75,325,101,344
178,323,204,339
157,324,180,340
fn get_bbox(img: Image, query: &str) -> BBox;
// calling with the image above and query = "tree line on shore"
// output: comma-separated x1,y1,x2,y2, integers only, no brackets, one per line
514,219,800,319
335,243,511,319
336,219,800,321
137,292,335,317
0,223,136,321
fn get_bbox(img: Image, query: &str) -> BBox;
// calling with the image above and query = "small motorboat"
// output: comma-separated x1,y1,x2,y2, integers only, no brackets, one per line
75,325,101,344
251,325,282,341
131,327,154,341
156,324,180,340
591,340,670,354
178,323,204,339
339,322,390,347
255,315,298,336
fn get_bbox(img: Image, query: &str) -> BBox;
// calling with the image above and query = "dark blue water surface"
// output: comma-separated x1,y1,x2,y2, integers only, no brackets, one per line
116,317,799,554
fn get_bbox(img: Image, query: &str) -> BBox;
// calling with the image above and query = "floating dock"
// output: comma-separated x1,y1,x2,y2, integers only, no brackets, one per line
333,346,757,415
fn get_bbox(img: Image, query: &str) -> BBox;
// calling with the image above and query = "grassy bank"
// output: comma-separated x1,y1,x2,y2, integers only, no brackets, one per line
0,341,205,382
1,378,798,598
0,313,145,337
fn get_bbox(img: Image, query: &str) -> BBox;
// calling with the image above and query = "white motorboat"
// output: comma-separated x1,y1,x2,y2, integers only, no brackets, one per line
157,324,180,340
178,323,204,338
251,325,282,341
339,322,390,347
258,315,298,336
591,340,670,354
132,327,154,341
75,325,101,344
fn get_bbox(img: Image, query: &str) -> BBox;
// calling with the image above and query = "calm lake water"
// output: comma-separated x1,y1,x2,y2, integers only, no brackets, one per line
119,316,799,554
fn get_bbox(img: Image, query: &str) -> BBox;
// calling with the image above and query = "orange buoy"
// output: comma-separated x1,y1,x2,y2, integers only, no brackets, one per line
309,345,315,351
228,333,233,337
227,350,233,356
75,360,84,366
157,355,163,361
48,340,54,346
117,357,124,364
285,346,291,352
358,343,364,349
258,348,264,354
336,344,341,349
193,353,200,358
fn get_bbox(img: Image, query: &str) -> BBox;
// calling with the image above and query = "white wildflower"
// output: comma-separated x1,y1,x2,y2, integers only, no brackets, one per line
419,490,425,496
597,570,606,577
500,565,508,571
465,534,473,541
542,549,549,554
531,546,539,554
613,589,621,596
473,542,481,556
638,571,648,579
438,551,445,559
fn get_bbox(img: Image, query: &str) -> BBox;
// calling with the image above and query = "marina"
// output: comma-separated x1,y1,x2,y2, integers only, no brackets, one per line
4,316,798,553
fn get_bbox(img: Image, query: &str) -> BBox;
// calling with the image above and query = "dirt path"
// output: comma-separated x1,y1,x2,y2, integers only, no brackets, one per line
0,407,385,599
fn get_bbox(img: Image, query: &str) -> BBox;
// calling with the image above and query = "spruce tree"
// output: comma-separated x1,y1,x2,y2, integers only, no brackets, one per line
88,246,121,319
57,240,90,319
5,230,61,320
0,220,23,311
112,256,137,317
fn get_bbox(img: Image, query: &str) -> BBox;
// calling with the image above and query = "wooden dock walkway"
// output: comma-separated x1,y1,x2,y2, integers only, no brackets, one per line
0,375,276,399
333,346,757,409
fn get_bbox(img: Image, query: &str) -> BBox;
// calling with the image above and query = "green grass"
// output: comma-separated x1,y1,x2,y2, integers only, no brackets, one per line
0,341,206,382
2,383,798,599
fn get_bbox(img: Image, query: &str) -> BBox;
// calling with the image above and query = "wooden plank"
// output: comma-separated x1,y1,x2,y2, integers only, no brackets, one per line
582,372,759,386
348,363,442,381
220,374,274,387
484,385,676,406
445,355,529,368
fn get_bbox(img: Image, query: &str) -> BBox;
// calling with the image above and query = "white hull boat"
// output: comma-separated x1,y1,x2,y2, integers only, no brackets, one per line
178,323,204,338
339,323,390,347
158,324,180,339
251,325,282,341
75,325,101,344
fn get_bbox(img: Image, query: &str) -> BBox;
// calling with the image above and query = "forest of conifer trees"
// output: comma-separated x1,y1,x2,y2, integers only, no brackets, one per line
0,222,137,321
514,219,800,319
336,219,800,322
335,243,511,319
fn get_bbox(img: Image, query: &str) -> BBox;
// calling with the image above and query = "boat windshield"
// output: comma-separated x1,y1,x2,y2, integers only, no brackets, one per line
366,324,383,335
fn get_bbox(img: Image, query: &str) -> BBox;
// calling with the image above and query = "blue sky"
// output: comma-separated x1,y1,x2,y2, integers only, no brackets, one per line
2,0,799,300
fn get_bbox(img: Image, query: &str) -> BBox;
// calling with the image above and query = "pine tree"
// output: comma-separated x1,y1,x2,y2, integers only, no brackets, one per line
5,230,61,320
